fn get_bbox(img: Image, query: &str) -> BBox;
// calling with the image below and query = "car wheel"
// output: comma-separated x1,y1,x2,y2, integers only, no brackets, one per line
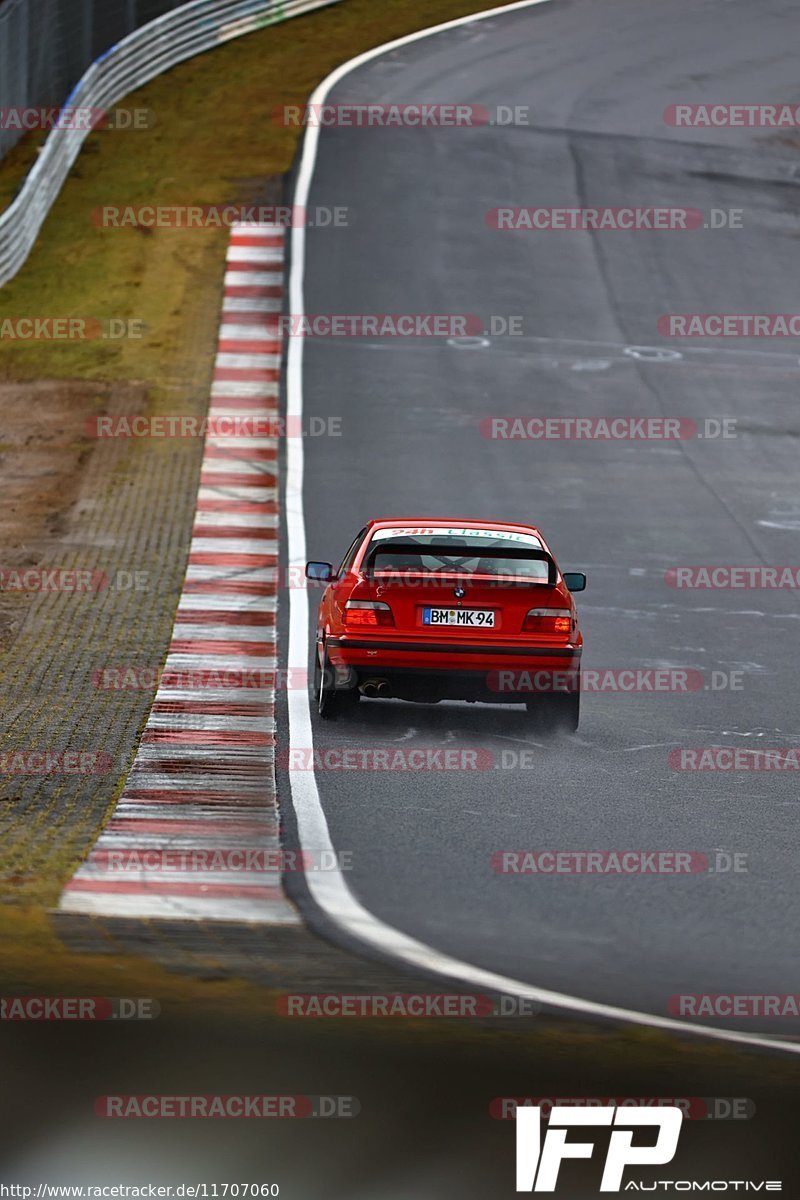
526,689,580,734
315,646,359,720
313,645,323,703
316,647,339,719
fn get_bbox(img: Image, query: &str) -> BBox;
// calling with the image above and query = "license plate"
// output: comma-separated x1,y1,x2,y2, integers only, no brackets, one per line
422,606,495,628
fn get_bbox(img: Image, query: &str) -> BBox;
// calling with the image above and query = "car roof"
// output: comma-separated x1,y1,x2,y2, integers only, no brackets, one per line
367,517,542,535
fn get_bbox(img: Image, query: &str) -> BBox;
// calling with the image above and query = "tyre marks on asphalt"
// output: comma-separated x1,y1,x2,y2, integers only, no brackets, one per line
59,223,298,923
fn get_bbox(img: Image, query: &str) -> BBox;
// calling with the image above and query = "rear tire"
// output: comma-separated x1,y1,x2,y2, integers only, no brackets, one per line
313,647,323,703
316,647,338,719
315,646,359,720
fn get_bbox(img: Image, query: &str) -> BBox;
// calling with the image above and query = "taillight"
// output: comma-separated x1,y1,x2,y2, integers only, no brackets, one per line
345,600,394,628
522,608,572,635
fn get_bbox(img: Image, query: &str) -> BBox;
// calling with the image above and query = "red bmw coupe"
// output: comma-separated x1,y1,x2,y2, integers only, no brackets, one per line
306,518,586,729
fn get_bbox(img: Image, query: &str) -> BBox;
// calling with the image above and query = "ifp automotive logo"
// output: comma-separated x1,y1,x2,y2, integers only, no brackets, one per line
515,1104,683,1191
520,1104,681,1190
514,1105,782,1191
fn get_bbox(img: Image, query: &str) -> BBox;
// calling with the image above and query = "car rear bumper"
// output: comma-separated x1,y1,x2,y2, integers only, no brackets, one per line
325,636,582,701
327,635,580,660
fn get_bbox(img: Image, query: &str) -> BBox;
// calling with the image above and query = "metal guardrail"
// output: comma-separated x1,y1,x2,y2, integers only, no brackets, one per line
0,0,341,286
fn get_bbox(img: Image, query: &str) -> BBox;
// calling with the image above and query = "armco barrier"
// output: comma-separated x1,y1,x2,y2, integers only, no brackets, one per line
0,0,342,287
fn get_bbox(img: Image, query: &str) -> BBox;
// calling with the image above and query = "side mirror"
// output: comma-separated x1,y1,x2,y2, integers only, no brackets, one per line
563,571,586,593
306,561,334,583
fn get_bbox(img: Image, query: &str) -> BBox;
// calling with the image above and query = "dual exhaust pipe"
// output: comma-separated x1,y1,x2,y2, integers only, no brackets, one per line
359,678,391,698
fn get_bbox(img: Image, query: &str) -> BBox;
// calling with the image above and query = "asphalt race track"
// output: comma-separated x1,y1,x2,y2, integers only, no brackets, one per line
278,0,800,1038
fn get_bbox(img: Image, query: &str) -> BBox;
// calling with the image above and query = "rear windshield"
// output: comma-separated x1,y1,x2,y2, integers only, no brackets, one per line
364,529,551,583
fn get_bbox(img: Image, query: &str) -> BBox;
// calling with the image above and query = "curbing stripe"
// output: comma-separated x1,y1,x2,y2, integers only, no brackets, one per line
59,223,298,925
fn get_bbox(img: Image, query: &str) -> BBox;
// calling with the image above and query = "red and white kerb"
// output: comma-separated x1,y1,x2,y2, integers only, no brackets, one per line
60,224,297,923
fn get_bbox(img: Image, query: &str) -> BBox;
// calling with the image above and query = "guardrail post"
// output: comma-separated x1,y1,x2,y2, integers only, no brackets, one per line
83,0,93,68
